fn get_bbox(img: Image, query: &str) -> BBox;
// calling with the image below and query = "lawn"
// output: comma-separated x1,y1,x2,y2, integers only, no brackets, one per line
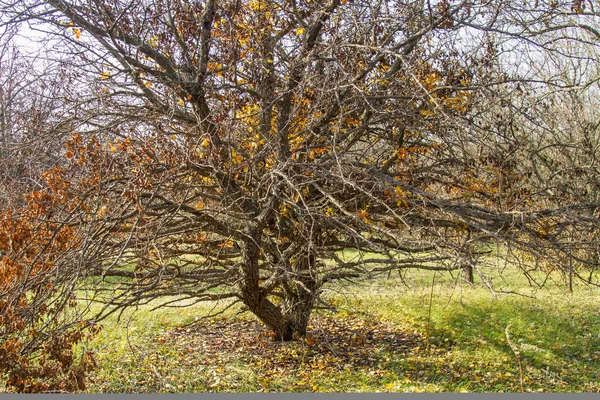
81,266,600,392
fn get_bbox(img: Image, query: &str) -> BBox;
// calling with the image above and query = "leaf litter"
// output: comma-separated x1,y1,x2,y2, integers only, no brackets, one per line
162,313,424,376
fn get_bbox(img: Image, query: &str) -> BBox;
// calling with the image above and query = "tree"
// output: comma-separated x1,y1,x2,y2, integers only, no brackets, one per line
0,175,98,392
0,27,71,209
1,0,599,348
0,29,97,392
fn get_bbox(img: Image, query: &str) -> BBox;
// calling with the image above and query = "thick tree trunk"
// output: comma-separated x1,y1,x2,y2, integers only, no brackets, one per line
239,236,317,341
247,297,295,341
281,253,317,338
242,291,315,341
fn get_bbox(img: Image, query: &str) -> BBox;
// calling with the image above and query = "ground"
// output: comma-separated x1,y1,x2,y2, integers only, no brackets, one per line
83,267,600,392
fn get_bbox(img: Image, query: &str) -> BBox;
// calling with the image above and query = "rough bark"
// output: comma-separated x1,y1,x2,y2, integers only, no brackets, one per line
282,253,318,338
240,236,317,340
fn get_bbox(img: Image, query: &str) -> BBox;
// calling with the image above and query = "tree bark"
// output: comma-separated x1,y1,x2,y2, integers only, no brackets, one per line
239,235,318,341
281,253,317,338
464,263,474,284
239,236,318,340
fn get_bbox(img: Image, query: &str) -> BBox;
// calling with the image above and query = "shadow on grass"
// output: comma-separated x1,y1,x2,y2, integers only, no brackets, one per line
384,291,600,392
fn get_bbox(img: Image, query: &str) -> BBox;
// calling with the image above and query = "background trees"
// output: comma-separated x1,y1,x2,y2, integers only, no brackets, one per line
1,0,600,390
0,27,71,208
0,28,97,392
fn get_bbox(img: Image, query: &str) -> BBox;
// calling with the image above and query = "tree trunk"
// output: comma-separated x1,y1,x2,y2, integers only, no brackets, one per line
464,263,474,284
281,253,317,338
246,297,295,341
242,290,315,341
239,236,317,341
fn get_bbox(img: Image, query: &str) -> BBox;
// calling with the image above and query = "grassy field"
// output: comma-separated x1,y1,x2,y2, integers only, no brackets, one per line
81,266,600,393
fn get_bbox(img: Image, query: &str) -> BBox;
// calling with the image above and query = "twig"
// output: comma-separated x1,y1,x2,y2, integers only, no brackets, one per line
505,324,524,392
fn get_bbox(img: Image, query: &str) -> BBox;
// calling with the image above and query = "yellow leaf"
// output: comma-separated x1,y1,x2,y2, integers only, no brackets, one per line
249,0,266,11
148,35,158,48
295,27,305,35
73,28,81,39
280,204,289,217
207,62,222,72
178,99,184,106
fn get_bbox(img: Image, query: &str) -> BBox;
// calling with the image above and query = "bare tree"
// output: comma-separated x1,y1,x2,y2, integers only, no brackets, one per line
0,27,98,393
1,0,599,344
0,26,74,209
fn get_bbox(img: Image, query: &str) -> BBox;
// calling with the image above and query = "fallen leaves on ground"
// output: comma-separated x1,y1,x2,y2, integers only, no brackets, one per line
155,313,424,389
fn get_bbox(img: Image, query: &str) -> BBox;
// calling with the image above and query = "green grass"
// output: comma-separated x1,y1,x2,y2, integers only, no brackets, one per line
79,265,600,393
